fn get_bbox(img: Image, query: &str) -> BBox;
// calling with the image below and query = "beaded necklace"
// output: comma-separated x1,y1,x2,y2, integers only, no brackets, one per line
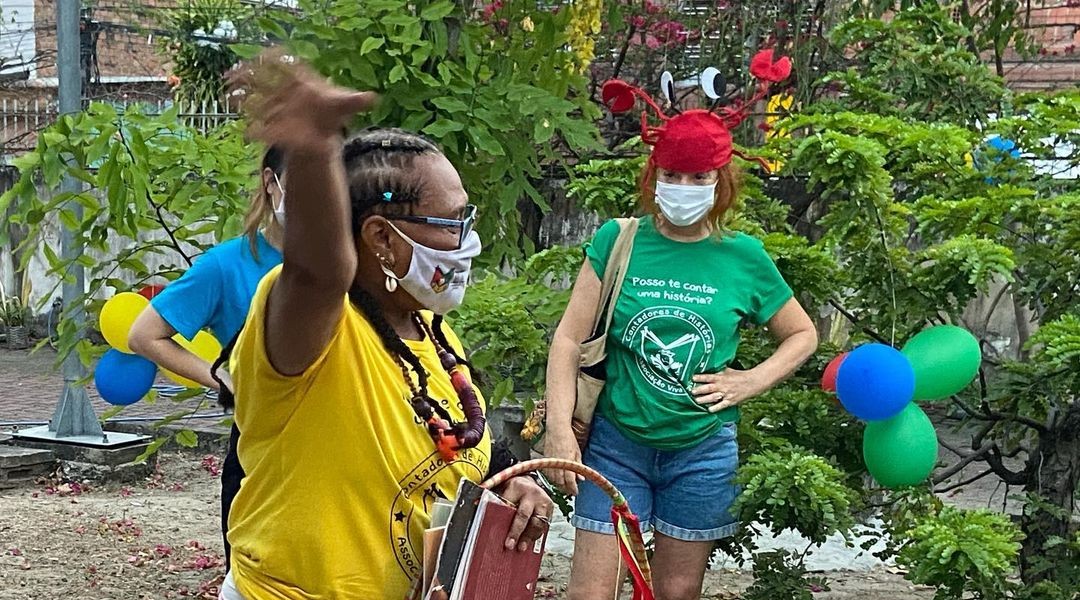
393,313,486,463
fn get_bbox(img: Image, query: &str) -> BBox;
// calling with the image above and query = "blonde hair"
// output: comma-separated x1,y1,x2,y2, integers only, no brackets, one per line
243,146,285,260
639,160,741,230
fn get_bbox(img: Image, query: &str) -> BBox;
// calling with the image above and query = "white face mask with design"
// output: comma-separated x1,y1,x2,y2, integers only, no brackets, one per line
384,222,483,314
272,173,286,226
655,180,717,227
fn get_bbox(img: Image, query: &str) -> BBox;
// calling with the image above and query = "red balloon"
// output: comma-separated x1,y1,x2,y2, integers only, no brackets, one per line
821,352,849,393
137,284,166,300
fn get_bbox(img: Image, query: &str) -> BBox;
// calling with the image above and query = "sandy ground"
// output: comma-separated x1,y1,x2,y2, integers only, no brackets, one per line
0,349,1025,599
0,451,939,600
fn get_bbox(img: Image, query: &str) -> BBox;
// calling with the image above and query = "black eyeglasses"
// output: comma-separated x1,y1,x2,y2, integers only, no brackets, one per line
388,204,477,249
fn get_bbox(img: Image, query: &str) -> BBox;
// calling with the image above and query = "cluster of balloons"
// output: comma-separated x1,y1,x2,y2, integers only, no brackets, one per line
94,285,222,406
821,325,982,489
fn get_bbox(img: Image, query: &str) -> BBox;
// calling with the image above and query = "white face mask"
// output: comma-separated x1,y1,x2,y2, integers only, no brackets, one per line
655,180,717,227
385,222,482,314
272,173,286,226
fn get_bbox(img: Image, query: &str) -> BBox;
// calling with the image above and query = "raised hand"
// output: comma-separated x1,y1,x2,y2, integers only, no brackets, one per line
226,49,378,153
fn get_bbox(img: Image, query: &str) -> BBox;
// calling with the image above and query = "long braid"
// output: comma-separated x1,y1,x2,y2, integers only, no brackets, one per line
347,287,427,391
429,315,472,370
341,128,474,449
347,286,453,423
429,314,485,390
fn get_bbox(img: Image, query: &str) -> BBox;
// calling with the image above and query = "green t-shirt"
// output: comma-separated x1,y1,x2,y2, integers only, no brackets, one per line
585,216,793,450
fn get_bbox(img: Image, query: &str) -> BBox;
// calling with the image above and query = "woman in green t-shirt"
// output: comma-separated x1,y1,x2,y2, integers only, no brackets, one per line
544,62,818,600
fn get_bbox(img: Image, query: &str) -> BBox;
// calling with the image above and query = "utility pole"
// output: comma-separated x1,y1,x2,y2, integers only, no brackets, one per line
48,0,104,440
14,1,145,451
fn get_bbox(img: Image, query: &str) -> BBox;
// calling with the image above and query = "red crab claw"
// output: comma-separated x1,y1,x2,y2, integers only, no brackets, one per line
749,49,792,83
601,79,638,114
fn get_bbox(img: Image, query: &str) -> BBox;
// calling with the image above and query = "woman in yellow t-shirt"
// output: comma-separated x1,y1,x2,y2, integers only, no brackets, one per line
219,55,553,599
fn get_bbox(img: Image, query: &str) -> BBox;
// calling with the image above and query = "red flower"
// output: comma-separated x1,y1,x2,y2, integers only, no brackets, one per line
750,49,792,83
631,15,646,28
650,20,688,44
481,0,502,22
644,0,662,14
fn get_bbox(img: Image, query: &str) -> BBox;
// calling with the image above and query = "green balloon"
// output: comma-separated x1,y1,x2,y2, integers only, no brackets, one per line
863,403,938,489
901,325,982,401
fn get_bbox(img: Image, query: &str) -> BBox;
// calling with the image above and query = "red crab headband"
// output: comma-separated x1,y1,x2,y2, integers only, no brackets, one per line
601,49,792,174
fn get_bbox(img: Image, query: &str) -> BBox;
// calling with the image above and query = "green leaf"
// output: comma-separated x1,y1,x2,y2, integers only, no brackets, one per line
381,14,419,28
360,37,385,55
98,405,126,421
174,429,199,448
420,1,456,21
42,244,63,272
229,43,264,59
431,96,470,114
388,63,407,84
258,16,288,40
291,39,319,60
42,131,67,146
12,152,41,171
422,118,465,137
58,209,82,232
134,437,168,463
469,127,504,156
533,118,555,143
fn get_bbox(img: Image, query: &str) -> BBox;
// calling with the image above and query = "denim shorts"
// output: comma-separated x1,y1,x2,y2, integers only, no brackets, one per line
571,415,740,542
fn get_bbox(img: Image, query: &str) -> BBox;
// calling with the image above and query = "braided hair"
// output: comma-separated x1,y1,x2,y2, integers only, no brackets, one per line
342,128,476,420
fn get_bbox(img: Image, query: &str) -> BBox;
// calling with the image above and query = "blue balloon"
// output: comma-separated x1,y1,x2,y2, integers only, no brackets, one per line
985,136,1020,158
977,136,1022,184
94,349,157,406
836,343,915,421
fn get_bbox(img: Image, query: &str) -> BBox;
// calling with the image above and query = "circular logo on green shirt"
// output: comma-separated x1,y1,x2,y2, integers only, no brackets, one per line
622,306,716,396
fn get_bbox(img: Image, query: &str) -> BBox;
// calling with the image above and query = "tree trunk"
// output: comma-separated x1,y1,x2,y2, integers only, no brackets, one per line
1020,404,1080,583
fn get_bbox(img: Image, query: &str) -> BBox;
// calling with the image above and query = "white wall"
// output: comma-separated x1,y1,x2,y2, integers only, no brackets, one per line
0,0,37,78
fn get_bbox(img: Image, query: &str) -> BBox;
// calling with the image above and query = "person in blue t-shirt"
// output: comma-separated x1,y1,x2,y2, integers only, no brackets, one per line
129,146,285,570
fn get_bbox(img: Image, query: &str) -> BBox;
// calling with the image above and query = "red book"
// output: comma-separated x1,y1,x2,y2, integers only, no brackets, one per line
453,491,548,600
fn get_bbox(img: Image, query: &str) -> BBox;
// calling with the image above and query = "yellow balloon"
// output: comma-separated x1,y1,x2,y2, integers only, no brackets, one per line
100,292,150,353
183,330,223,362
162,331,224,388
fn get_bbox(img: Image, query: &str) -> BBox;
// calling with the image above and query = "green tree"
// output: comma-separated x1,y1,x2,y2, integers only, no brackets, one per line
771,7,1079,590
243,0,602,264
530,7,1077,596
156,0,255,107
0,103,258,446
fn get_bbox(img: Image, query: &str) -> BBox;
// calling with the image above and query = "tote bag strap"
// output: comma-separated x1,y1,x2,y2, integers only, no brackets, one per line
589,217,640,340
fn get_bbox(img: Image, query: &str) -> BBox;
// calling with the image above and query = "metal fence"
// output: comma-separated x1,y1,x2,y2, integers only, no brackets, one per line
0,97,238,156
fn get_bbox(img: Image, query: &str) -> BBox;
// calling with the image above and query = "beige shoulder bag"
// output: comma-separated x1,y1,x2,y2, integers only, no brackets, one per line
568,218,642,451
523,218,640,452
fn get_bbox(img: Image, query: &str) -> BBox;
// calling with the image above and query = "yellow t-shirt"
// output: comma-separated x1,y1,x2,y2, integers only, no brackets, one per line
228,266,491,599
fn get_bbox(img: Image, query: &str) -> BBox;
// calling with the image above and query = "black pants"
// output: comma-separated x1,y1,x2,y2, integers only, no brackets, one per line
221,423,245,572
